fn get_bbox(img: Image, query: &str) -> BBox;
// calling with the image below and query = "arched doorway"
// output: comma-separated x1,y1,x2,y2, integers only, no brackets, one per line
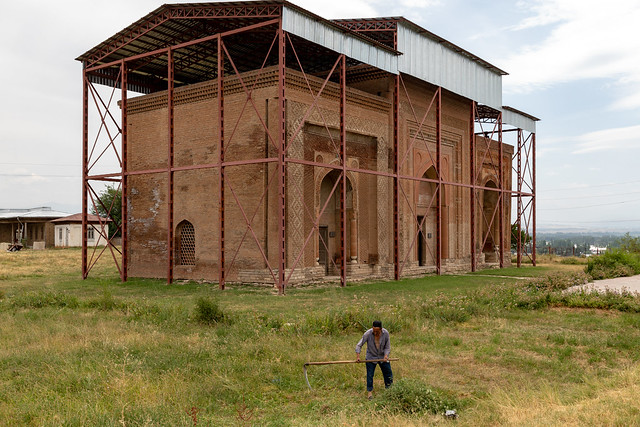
318,170,355,275
175,220,196,266
482,181,500,262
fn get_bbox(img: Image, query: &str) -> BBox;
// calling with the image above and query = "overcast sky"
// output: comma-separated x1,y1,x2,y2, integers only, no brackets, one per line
1,0,639,231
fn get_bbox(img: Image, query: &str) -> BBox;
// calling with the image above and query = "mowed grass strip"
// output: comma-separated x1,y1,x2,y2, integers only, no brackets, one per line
1,248,639,425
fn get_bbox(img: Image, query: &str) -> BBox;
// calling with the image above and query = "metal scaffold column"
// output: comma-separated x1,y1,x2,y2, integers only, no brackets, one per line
277,25,286,295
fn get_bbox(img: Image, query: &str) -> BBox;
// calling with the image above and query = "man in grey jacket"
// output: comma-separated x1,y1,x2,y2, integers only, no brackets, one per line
355,320,393,399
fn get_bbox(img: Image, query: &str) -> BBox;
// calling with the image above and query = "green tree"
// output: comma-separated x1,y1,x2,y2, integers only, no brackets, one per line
91,185,122,238
511,223,532,250
617,232,640,253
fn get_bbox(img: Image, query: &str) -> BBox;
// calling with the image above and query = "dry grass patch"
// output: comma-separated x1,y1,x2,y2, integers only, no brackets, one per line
467,365,640,426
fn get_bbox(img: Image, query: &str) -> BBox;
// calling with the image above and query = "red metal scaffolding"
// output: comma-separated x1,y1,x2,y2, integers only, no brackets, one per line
79,4,536,292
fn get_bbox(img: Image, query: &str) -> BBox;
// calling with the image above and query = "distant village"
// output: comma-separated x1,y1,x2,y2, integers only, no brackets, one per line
1,206,632,259
0,207,109,251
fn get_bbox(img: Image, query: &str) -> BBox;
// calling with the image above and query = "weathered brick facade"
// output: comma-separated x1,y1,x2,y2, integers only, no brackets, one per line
125,66,512,284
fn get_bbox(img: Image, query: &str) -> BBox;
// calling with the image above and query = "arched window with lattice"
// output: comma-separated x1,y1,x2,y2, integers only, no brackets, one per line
176,220,196,266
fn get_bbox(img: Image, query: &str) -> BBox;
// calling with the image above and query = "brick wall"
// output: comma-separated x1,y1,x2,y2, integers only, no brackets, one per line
124,66,512,284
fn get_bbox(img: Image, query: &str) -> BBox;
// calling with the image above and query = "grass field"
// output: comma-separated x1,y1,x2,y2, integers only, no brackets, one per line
1,248,640,426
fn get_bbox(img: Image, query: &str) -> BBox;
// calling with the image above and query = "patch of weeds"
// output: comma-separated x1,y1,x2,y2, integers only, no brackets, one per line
85,290,120,311
416,293,476,324
122,300,162,320
549,333,581,347
255,313,286,331
586,347,605,364
513,289,552,310
0,289,5,300
10,290,79,309
559,289,640,312
377,378,460,416
302,308,368,335
193,296,225,325
556,346,574,362
526,271,590,292
299,305,407,335
547,333,567,345
559,257,586,265
621,314,640,329
605,334,640,353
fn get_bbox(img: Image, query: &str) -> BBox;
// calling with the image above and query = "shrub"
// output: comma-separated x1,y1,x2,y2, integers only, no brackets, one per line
378,378,460,415
11,291,79,309
193,296,224,325
0,289,5,300
586,250,640,280
617,233,640,253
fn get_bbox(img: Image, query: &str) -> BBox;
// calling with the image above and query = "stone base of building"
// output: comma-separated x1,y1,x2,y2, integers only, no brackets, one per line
220,256,512,287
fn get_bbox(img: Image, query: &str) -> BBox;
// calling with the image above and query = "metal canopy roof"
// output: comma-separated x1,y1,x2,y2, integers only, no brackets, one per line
333,17,507,76
475,104,538,133
502,106,539,133
77,1,537,131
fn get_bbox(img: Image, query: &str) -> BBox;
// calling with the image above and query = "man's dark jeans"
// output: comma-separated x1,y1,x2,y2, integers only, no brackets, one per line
366,361,393,392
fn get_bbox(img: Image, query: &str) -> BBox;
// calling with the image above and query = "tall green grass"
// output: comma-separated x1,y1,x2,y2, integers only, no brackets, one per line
2,249,640,425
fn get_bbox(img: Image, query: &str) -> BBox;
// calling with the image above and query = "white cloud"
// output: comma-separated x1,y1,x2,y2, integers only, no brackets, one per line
293,0,379,18
610,81,640,111
293,0,439,19
510,0,571,30
502,0,640,112
396,0,440,9
572,124,640,154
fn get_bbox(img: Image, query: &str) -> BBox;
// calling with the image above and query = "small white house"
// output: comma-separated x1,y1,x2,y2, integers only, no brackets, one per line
52,214,111,247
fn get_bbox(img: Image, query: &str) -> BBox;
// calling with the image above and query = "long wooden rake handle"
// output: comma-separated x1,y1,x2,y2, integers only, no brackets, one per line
303,358,399,390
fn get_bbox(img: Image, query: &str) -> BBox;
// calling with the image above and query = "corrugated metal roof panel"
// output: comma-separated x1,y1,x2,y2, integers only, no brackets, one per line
502,106,538,133
0,207,71,220
396,23,502,109
282,6,398,75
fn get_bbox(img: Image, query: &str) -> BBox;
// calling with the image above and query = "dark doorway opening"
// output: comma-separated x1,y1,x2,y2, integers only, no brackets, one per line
417,216,425,266
319,226,329,274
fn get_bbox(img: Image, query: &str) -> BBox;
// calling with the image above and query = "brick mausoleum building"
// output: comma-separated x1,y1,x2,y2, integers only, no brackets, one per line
77,1,537,292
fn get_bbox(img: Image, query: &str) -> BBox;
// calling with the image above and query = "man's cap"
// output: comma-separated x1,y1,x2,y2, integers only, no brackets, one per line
372,320,382,328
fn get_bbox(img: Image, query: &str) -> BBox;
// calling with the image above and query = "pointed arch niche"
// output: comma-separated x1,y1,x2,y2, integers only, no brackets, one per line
316,169,358,274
